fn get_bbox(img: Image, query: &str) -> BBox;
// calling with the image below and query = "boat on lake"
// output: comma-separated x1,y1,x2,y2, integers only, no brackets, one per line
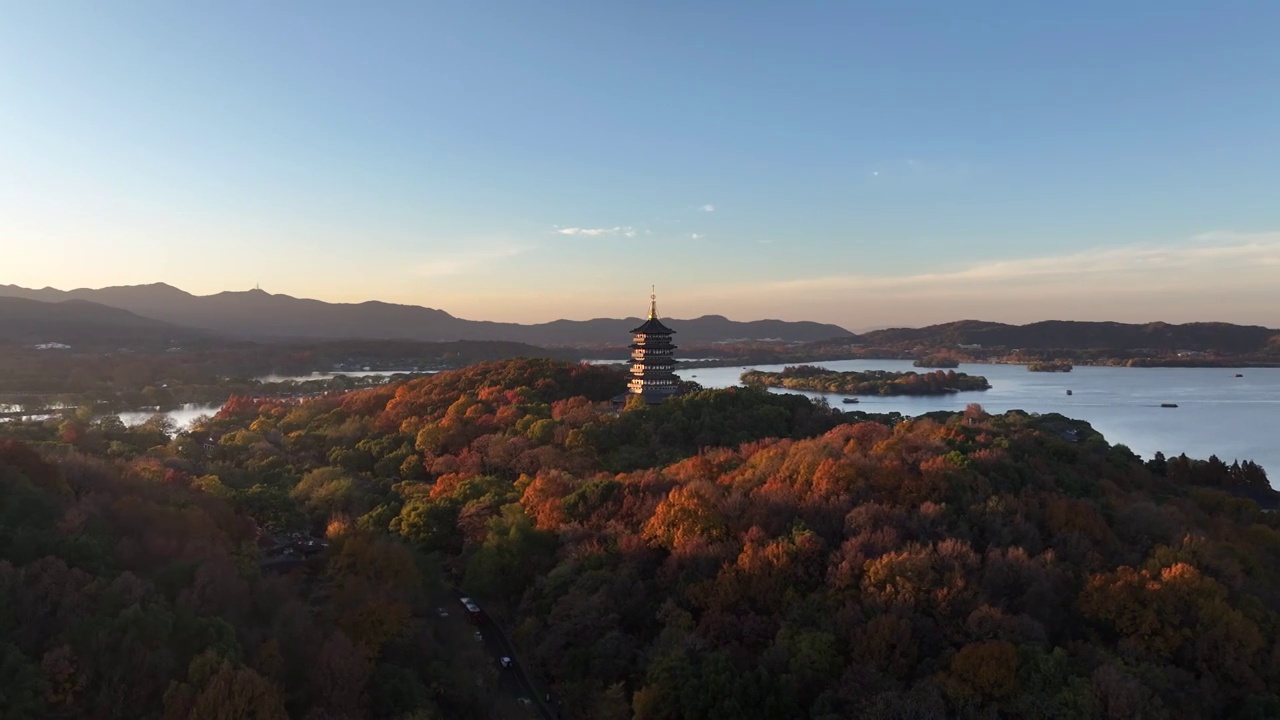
842,398,860,404
1160,403,1179,408
1066,389,1073,396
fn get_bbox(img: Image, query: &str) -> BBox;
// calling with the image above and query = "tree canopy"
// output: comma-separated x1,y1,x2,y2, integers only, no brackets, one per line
2,358,1279,719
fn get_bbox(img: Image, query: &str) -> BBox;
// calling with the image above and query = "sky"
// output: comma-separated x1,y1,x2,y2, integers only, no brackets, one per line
2,1,1279,330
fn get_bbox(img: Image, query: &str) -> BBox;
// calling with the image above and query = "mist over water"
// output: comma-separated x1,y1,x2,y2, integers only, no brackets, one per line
118,403,224,428
114,371,433,428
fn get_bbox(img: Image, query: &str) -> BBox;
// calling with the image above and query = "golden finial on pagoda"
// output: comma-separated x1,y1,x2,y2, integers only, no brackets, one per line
648,285,657,319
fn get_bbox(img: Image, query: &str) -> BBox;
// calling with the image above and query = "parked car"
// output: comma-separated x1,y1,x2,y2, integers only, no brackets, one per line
500,656,513,668
473,631,483,642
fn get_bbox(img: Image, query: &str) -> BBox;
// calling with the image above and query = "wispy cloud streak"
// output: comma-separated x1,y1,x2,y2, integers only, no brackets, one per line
555,226,634,237
416,245,528,277
679,231,1280,326
759,231,1280,295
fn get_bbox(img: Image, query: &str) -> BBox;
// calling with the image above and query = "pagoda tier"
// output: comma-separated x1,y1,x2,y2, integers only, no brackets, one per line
626,289,680,403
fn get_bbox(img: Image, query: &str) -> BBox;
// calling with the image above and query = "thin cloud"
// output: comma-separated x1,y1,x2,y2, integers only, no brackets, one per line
700,204,716,212
557,227,614,236
670,229,1280,325
555,226,635,237
416,245,528,277
690,233,705,240
760,232,1280,294
679,231,1280,327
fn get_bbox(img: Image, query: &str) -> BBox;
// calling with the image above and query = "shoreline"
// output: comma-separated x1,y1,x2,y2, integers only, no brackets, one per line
601,356,1280,371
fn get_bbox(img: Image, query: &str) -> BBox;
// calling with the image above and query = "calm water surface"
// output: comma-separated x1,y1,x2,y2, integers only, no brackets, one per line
255,370,432,383
679,360,1280,477
117,361,1278,479
111,371,432,428
116,371,435,427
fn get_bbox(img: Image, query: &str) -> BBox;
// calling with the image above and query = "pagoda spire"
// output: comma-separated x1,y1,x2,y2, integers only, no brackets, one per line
648,285,657,319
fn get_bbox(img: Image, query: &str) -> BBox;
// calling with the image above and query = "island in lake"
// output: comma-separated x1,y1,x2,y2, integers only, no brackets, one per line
1027,361,1074,372
741,365,991,396
913,355,960,368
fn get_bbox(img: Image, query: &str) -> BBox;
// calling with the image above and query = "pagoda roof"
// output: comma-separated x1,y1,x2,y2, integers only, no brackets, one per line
630,316,675,334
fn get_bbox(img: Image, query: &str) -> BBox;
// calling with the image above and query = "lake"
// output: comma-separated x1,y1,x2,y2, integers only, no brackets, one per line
114,370,434,428
678,360,1280,477
254,370,434,383
115,360,1278,479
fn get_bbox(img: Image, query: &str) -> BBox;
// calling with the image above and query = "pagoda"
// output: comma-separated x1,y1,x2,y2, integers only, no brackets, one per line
626,288,680,403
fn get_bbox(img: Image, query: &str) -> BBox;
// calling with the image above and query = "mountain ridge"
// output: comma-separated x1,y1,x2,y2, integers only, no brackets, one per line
0,283,853,345
0,296,212,348
4,284,1274,352
848,318,1280,354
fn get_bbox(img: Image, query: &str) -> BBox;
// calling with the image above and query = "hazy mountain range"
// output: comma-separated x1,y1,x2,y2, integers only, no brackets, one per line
0,283,852,346
3,284,1276,355
0,296,210,347
848,319,1280,354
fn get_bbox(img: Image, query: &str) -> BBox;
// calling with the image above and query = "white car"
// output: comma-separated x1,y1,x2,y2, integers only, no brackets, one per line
500,656,513,668
473,631,483,642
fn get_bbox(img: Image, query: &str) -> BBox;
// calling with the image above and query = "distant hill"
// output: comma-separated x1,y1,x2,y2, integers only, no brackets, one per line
853,319,1280,354
532,314,850,346
0,296,210,349
10,284,1270,353
0,284,853,345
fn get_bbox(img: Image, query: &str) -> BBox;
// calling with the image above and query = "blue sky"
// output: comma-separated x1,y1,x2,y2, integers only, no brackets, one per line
3,1,1279,328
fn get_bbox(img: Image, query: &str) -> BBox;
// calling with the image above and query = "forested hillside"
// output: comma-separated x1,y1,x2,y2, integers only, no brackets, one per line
2,359,1279,719
0,296,210,350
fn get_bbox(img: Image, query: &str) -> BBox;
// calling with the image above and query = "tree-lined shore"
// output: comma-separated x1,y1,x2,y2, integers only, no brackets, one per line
741,365,992,396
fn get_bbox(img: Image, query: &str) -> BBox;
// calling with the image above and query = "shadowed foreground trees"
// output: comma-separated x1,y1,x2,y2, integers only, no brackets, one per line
0,440,474,719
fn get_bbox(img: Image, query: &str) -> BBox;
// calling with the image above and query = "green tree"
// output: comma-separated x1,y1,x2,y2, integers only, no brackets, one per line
162,651,287,720
0,643,45,720
463,504,557,603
